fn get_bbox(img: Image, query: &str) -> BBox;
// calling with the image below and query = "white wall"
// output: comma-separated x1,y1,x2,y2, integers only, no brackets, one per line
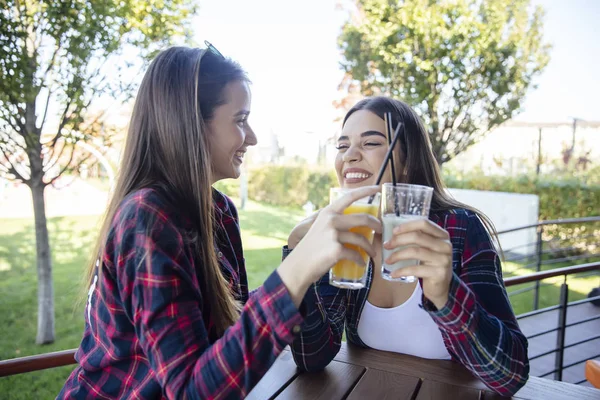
447,188,539,257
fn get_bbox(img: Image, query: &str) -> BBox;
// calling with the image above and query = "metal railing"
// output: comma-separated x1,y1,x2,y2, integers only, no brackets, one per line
505,262,600,383
0,349,76,377
497,216,600,310
499,217,600,384
3,263,599,379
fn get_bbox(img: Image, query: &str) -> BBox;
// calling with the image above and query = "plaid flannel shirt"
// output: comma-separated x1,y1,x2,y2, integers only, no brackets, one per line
287,208,530,397
58,187,303,400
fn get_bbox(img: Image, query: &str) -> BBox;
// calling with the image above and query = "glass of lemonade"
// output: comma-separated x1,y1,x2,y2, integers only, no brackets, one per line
329,188,381,289
381,183,433,283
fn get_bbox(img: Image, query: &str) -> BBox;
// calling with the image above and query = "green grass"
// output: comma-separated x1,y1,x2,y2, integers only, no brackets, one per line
0,215,101,399
503,257,600,315
0,199,303,399
1,199,598,398
235,199,305,289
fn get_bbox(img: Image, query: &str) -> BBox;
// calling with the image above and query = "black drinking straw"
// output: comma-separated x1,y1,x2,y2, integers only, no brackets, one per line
384,113,397,187
368,122,403,204
384,113,400,216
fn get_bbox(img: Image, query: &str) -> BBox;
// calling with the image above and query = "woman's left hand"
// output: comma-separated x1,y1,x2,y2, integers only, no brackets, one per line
383,219,453,310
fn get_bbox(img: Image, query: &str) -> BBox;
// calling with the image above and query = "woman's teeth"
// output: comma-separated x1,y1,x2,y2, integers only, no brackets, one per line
235,151,244,158
345,172,370,179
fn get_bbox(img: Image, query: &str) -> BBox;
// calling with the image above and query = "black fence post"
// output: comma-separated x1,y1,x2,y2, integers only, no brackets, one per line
534,226,543,310
554,281,569,381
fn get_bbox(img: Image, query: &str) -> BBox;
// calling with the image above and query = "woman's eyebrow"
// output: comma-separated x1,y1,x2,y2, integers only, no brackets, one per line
234,110,250,117
338,131,386,142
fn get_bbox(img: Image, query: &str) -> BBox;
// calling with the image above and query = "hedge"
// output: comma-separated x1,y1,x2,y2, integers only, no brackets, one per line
214,166,337,209
214,167,599,255
216,167,599,222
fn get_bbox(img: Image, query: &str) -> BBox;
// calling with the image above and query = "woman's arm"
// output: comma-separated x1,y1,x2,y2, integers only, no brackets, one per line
424,214,529,396
285,247,348,372
113,196,303,400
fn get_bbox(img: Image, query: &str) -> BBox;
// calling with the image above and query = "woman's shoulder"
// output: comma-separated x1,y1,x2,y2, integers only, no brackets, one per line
212,188,239,219
432,208,493,241
434,208,497,256
431,207,478,229
102,188,185,265
117,187,171,220
109,187,188,238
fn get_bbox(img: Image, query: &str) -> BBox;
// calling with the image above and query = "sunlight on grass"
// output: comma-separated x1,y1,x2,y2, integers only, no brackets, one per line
242,235,288,250
0,214,103,399
0,259,10,271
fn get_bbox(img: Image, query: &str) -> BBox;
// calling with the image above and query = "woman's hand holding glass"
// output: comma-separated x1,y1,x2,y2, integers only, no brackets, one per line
279,186,382,306
383,219,453,310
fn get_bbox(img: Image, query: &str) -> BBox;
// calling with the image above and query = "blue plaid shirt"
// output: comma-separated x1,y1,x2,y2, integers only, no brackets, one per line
287,208,530,397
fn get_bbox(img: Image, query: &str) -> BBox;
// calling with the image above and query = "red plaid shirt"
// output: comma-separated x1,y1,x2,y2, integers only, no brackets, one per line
58,188,303,399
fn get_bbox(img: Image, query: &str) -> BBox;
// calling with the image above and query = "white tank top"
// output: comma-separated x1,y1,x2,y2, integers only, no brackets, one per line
357,283,452,360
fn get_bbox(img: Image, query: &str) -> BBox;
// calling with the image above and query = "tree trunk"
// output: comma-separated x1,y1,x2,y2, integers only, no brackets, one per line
431,141,446,167
31,180,55,344
25,85,55,344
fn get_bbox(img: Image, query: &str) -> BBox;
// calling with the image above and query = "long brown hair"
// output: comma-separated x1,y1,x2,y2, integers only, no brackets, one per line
344,96,501,250
85,46,247,335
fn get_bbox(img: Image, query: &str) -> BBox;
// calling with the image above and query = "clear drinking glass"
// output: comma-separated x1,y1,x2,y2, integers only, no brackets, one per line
329,188,381,289
381,183,433,283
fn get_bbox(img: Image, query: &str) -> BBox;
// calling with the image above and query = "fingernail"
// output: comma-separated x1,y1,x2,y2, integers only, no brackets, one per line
393,226,402,234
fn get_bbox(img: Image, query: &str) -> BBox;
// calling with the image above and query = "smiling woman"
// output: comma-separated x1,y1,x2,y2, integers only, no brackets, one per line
55,43,385,400
287,96,531,397
205,80,256,182
336,124,388,186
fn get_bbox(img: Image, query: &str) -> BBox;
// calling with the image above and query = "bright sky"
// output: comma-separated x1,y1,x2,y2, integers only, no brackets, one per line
193,0,348,144
191,0,600,145
42,0,599,151
517,0,600,123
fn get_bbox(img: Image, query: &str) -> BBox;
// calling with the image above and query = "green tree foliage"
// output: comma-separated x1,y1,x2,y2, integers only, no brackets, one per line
0,0,197,344
338,0,551,164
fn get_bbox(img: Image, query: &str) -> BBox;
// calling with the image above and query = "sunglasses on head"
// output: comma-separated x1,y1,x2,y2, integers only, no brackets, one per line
204,40,224,59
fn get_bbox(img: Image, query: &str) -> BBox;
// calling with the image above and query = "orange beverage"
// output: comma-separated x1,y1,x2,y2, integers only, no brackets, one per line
329,189,380,289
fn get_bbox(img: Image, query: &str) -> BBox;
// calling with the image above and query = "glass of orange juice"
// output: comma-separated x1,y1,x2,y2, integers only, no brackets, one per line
329,188,381,289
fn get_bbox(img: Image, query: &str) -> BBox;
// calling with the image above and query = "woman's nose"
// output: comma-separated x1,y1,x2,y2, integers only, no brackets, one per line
245,125,258,146
342,145,361,163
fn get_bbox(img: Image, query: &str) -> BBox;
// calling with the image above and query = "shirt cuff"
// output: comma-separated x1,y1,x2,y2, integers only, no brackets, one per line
423,273,478,334
257,269,305,341
280,246,323,322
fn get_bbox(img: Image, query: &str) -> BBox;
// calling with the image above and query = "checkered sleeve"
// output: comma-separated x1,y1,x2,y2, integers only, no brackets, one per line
424,213,530,396
282,247,347,372
113,195,304,400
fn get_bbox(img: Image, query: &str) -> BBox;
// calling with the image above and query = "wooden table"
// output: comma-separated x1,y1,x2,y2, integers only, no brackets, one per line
245,342,600,399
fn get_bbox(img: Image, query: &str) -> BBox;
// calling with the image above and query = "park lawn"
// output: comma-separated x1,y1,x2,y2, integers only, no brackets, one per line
0,215,102,400
1,199,598,398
